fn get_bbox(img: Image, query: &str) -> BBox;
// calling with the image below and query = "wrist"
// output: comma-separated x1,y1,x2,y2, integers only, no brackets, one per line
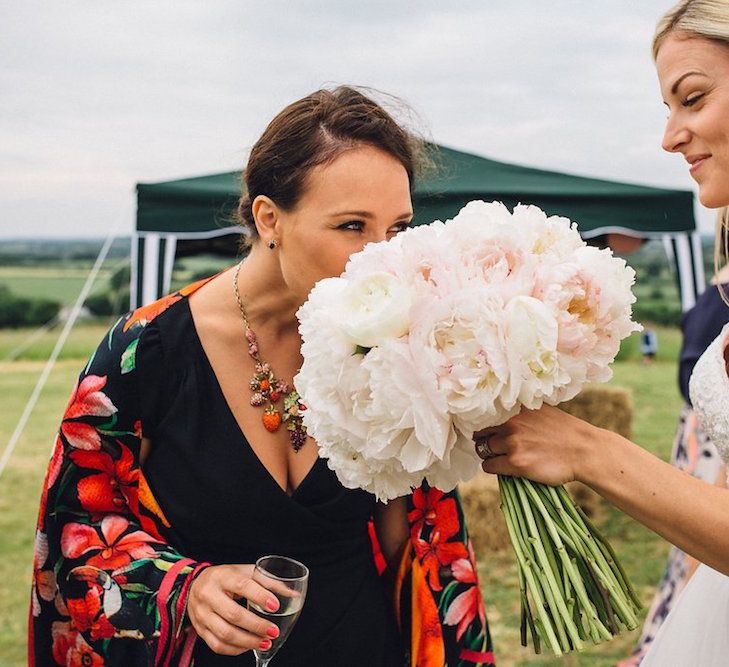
572,423,622,486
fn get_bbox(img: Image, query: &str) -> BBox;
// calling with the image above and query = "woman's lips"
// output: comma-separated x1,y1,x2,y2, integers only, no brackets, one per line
689,155,710,175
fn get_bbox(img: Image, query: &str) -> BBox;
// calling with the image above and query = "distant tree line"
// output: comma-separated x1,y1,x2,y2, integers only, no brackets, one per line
83,265,131,316
0,286,60,328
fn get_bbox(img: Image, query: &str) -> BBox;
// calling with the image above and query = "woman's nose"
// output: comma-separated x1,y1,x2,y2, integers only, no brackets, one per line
662,113,690,153
368,228,390,243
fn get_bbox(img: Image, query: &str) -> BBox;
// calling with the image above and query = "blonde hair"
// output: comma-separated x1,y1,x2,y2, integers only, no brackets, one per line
716,207,729,303
653,0,729,58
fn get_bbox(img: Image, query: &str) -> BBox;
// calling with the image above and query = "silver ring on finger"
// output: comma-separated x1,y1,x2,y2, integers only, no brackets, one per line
475,434,497,460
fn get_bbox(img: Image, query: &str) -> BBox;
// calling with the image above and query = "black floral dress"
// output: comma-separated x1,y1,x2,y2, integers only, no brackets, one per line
29,278,496,666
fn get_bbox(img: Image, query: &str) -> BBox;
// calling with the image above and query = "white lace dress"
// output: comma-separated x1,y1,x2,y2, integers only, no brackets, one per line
642,323,729,666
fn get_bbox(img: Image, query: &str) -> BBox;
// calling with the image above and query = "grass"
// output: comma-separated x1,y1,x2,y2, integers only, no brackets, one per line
0,265,115,306
0,360,82,665
0,321,117,362
0,325,684,666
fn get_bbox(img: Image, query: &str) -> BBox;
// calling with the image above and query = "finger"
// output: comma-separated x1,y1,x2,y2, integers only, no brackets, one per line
486,433,508,455
473,426,501,440
216,595,279,639
230,577,281,612
202,612,273,655
474,432,507,459
481,455,514,476
252,571,302,600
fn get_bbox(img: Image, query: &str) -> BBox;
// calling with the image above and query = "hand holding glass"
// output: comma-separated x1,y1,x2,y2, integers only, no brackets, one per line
247,555,309,667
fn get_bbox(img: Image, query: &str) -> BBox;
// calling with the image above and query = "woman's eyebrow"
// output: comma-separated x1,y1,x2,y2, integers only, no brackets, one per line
671,70,709,94
329,210,414,220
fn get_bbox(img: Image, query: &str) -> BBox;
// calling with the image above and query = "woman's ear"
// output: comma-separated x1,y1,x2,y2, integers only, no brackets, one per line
251,195,280,242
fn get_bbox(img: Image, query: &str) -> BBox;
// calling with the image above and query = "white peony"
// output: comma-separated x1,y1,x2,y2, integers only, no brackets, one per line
409,288,521,432
504,295,568,409
339,272,413,348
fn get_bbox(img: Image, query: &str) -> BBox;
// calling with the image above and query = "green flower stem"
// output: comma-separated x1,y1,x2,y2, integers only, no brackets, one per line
572,499,642,610
551,505,632,637
530,491,581,651
576,557,615,636
548,487,639,628
501,480,558,647
499,477,563,654
506,482,547,653
569,559,588,642
520,480,593,650
512,480,581,652
525,482,613,642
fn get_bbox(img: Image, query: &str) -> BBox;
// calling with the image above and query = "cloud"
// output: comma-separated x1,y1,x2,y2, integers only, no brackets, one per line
0,0,713,237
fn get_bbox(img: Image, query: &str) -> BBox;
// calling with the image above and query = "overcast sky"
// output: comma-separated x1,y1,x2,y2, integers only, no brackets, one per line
0,0,716,239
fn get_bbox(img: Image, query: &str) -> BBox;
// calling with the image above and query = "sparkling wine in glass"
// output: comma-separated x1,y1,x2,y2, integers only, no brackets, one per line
247,555,309,667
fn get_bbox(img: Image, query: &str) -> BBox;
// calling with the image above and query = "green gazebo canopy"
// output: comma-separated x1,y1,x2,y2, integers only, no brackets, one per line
137,145,695,236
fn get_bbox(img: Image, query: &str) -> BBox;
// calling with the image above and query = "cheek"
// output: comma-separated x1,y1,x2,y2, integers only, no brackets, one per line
285,239,353,291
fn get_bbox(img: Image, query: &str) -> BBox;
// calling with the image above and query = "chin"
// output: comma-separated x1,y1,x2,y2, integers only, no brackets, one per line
698,185,729,209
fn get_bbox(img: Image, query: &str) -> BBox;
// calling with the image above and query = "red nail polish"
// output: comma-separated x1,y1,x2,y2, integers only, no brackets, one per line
265,598,278,611
267,626,279,638
260,639,272,650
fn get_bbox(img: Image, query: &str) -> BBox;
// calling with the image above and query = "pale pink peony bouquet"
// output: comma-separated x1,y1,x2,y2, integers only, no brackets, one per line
295,200,640,502
295,201,644,655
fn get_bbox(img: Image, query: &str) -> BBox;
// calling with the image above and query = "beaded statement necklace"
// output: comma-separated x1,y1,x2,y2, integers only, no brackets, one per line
233,261,308,452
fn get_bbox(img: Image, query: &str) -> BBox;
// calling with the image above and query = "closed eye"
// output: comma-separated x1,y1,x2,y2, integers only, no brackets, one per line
682,93,705,107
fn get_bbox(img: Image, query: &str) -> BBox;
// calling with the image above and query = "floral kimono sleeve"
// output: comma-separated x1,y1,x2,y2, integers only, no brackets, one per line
30,288,211,667
394,485,496,667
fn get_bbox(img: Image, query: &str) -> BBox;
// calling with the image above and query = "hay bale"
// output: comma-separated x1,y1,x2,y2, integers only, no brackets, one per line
459,474,511,554
460,385,632,554
559,385,633,522
559,385,633,439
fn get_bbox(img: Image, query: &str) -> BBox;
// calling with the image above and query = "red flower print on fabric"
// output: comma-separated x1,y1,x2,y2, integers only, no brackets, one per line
67,585,116,640
412,515,468,591
31,531,57,617
70,445,138,513
61,376,117,451
444,556,486,641
61,515,156,571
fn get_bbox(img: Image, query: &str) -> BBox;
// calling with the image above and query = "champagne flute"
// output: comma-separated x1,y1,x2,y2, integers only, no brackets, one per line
247,555,309,667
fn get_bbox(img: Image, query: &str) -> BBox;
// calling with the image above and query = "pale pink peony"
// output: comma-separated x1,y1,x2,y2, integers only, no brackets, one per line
295,201,639,500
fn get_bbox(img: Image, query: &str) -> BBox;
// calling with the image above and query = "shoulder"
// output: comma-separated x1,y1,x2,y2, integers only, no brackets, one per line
86,279,209,379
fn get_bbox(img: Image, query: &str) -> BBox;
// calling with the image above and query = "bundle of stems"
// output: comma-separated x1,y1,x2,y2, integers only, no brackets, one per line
498,476,642,655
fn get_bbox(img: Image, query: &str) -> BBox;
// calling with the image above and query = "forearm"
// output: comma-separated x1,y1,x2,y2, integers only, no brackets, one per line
580,430,729,574
373,497,409,568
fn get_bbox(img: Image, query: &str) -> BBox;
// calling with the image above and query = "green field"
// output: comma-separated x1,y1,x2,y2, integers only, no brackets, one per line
0,322,684,666
0,265,116,306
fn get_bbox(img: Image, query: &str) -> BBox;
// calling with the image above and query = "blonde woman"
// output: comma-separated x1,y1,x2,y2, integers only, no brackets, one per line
477,2,729,663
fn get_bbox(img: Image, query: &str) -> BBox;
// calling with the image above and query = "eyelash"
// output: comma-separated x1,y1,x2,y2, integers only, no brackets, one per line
338,221,411,233
682,93,705,107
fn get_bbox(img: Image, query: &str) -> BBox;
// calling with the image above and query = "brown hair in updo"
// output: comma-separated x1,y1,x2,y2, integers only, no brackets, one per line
236,86,425,247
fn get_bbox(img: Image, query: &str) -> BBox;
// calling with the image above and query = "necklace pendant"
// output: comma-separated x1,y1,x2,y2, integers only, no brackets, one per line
262,406,282,433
